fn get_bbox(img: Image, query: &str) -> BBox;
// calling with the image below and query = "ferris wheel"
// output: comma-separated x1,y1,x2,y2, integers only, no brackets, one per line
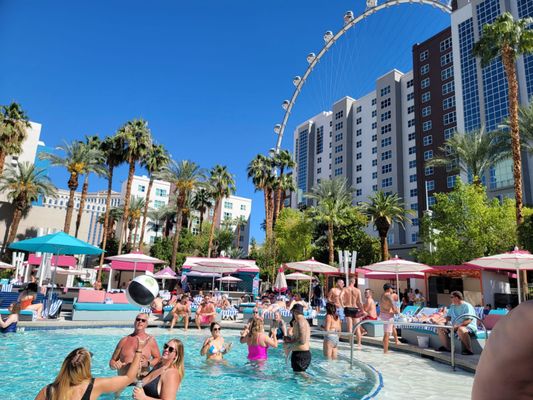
272,0,453,154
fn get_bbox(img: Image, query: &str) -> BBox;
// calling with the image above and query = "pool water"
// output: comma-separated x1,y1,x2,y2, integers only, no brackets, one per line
0,327,380,399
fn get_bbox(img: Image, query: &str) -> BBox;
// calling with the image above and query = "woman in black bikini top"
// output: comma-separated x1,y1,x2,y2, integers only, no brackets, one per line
133,338,184,400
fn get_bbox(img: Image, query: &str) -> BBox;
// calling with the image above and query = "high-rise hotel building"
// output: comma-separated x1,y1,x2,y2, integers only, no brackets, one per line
292,69,420,253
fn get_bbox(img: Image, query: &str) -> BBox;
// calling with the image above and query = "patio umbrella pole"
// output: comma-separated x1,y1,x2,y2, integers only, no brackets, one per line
517,265,522,304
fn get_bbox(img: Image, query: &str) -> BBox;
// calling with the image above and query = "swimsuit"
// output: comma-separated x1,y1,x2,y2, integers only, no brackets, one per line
324,331,340,348
20,296,33,310
379,311,395,334
143,373,162,399
344,307,360,318
291,350,312,372
45,378,94,400
247,337,268,360
200,315,212,324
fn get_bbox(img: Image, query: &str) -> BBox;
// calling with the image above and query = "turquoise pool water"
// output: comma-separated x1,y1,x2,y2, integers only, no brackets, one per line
0,327,380,399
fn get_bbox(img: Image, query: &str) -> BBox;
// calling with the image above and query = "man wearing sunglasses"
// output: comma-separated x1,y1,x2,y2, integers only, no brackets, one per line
109,313,161,396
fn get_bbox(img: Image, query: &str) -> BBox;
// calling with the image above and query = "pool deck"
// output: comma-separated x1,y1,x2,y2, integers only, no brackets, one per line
19,318,479,373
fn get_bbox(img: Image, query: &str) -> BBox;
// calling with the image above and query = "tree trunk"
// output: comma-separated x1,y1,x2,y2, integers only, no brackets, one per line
64,173,79,234
118,160,135,254
380,234,389,261
171,196,184,268
236,223,241,249
127,220,135,251
327,221,335,266
133,220,140,251
263,190,270,241
6,207,23,245
75,174,90,238
502,47,524,226
98,166,114,282
199,208,205,232
207,199,220,258
0,151,6,176
268,188,275,240
139,177,154,246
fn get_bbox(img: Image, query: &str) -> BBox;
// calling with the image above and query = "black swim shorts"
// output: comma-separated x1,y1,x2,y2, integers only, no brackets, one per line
291,350,312,372
344,307,360,318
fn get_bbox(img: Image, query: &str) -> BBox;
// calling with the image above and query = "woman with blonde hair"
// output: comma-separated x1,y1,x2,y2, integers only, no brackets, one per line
240,317,278,361
133,338,185,399
35,337,146,400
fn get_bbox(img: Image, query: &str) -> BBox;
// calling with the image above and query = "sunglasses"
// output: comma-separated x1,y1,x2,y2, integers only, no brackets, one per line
212,327,221,332
253,311,259,314
163,343,176,353
136,318,147,323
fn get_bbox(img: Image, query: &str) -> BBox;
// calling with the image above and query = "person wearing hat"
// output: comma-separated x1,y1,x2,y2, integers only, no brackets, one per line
379,283,399,354
284,304,311,372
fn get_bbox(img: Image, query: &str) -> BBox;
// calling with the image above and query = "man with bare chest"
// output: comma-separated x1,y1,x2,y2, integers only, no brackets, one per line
327,279,345,317
170,296,191,330
342,278,367,346
379,284,399,353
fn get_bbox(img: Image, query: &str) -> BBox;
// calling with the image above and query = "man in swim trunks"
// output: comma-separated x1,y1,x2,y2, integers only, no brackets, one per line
284,304,311,372
195,297,216,330
363,289,378,320
379,284,399,353
170,296,191,331
327,279,345,318
109,313,160,397
341,278,367,347
472,300,533,399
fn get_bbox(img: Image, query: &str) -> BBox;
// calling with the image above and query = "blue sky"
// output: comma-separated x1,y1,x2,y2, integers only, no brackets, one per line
0,1,450,242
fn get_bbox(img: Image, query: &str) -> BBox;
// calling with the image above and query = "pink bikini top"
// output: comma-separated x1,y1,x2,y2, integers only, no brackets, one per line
247,336,268,360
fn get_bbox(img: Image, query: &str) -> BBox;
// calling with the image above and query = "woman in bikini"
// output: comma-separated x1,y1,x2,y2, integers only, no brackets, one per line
35,339,145,400
132,339,184,400
323,302,342,360
200,322,232,361
240,318,278,362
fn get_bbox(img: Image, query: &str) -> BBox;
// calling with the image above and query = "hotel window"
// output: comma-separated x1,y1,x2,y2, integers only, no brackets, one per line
224,201,233,209
409,160,417,169
382,163,392,174
425,166,434,176
423,120,432,132
372,147,377,154
356,129,362,136
419,50,429,61
356,106,362,113
335,122,343,130
444,127,455,140
426,180,435,191
334,156,343,165
411,233,419,242
381,98,391,109
317,167,322,174
155,188,168,197
380,86,390,96
316,126,324,154
409,146,416,155
372,122,377,129
372,159,377,166
412,218,419,226
224,212,232,219
424,150,433,161
372,184,378,191
335,132,343,141
408,132,416,141
442,96,455,110
381,124,392,134
441,66,454,81
411,203,418,211
422,106,431,117
372,98,377,105
442,81,454,95
407,92,414,101
381,150,392,161
423,135,432,146
420,64,429,75
372,134,377,142
382,177,393,188
372,171,377,179
138,185,146,192
335,145,343,153
407,79,414,88
447,175,457,188
317,157,322,163
154,200,165,209
443,111,456,125
422,92,431,103
408,119,415,127
356,140,362,148
356,177,362,184
356,153,362,159
428,196,436,206
408,105,415,114
334,167,343,176
381,137,392,147
380,111,391,122
409,174,417,183
356,189,362,196
440,52,452,66
440,37,452,52
356,117,362,124
410,189,418,197
335,110,344,119
421,77,430,89
372,110,377,117
356,164,362,172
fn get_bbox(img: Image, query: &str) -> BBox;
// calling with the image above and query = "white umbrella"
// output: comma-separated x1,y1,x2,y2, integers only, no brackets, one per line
106,252,166,278
466,247,533,303
193,259,254,290
273,267,288,293
284,257,339,274
364,255,431,295
0,261,15,269
216,275,242,291
286,272,312,294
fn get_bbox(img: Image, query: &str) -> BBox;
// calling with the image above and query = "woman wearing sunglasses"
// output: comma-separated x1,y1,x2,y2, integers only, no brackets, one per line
200,322,232,361
132,339,185,400
35,338,146,400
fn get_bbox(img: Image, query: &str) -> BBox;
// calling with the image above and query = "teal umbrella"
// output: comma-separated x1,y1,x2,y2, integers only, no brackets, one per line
9,232,104,315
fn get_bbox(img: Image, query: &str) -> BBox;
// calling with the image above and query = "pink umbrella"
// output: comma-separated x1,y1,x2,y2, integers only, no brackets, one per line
466,247,533,303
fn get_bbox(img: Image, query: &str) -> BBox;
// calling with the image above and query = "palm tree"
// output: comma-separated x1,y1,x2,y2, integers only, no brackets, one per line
247,154,275,241
425,127,509,186
360,191,412,261
271,149,296,223
98,207,122,241
0,162,56,246
117,119,152,254
97,134,126,281
305,178,353,265
138,143,170,246
0,103,30,174
147,207,169,239
74,135,106,238
501,101,533,154
276,173,296,215
473,12,533,225
207,165,236,258
192,188,213,231
39,140,101,234
161,160,205,269
126,196,146,250
233,215,247,250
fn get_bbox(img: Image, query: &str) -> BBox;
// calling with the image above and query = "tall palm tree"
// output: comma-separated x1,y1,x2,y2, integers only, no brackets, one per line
0,102,30,174
0,162,56,246
126,196,146,250
247,154,275,242
276,173,296,215
271,149,296,224
233,215,247,250
161,160,205,269
192,188,213,231
117,119,152,254
473,12,533,225
97,134,126,281
138,143,170,246
304,178,353,265
98,207,122,241
425,127,509,186
147,207,169,239
501,101,533,154
74,135,106,238
39,140,101,234
360,191,412,261
207,165,236,258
